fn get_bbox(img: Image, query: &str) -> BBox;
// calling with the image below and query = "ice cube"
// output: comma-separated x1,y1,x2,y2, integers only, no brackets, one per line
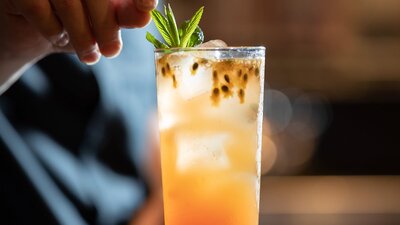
196,40,228,60
177,65,212,100
176,132,230,171
165,52,213,100
164,52,194,69
162,52,210,99
197,39,228,48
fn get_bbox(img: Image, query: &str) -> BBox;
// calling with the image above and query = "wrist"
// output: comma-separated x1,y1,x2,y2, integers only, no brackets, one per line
0,52,45,94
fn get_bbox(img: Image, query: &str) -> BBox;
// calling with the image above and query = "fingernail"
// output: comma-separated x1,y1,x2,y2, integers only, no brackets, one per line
136,0,158,12
81,48,101,65
103,40,123,59
50,31,70,47
101,31,123,58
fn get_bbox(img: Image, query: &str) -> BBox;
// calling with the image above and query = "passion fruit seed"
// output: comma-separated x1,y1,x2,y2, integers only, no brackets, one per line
161,67,166,76
243,73,248,82
213,70,219,83
192,62,199,71
255,67,260,77
199,59,208,64
238,69,242,77
221,85,229,92
172,74,177,88
211,87,221,105
213,87,220,96
191,62,199,75
224,74,230,83
238,89,245,103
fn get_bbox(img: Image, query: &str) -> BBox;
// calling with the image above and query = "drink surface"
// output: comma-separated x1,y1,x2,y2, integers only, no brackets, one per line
156,48,264,225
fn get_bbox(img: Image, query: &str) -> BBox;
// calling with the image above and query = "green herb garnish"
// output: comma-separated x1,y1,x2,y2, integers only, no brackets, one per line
146,4,204,48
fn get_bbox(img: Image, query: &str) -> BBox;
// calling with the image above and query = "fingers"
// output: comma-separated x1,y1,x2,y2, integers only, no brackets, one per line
12,0,159,64
85,0,122,58
12,0,67,47
50,0,100,64
114,0,156,28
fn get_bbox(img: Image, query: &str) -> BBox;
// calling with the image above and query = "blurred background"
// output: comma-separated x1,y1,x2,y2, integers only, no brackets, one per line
171,0,400,224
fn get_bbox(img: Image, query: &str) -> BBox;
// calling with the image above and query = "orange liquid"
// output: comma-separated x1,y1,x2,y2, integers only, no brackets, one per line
160,121,259,225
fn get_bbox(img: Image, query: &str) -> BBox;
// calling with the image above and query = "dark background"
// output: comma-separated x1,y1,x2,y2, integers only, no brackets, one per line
169,0,400,224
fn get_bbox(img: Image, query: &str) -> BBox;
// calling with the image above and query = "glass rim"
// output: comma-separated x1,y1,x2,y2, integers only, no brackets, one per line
155,46,266,53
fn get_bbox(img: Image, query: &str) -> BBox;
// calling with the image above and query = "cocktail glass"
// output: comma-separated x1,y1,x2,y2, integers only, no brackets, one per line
155,47,265,225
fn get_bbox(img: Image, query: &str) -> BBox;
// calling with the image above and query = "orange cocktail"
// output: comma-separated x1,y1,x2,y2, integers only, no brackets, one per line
155,47,265,225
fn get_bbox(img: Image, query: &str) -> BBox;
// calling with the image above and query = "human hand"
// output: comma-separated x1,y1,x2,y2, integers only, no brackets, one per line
1,0,157,65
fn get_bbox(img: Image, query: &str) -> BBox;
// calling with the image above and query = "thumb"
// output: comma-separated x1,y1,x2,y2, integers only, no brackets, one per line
135,0,159,12
113,0,158,28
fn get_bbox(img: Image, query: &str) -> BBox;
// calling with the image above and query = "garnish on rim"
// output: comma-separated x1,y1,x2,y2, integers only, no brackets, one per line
146,4,204,48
